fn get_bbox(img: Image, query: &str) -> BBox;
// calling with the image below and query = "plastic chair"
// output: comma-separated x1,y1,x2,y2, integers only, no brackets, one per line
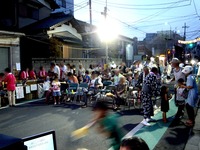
67,83,79,102
100,81,113,94
125,86,142,110
74,83,89,101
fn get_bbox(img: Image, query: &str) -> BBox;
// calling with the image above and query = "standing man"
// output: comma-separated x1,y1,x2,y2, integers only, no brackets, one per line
171,58,185,83
181,66,198,126
170,58,185,119
60,61,67,80
139,67,158,126
4,68,16,107
50,62,60,80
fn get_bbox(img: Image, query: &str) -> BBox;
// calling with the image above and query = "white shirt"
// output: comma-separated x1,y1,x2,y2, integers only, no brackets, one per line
90,78,97,88
173,68,185,82
197,65,200,76
52,81,61,92
61,65,67,79
54,65,60,79
78,68,85,76
43,81,50,91
113,74,124,85
176,87,185,101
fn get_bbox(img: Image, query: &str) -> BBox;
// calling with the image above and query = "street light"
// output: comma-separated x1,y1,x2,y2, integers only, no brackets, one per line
97,18,119,64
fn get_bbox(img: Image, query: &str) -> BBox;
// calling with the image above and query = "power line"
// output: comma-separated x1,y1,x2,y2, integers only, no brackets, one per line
93,0,189,7
187,31,200,39
127,14,197,24
93,0,191,10
73,4,89,13
131,0,192,25
134,16,198,28
67,0,88,7
193,0,200,17
106,14,147,34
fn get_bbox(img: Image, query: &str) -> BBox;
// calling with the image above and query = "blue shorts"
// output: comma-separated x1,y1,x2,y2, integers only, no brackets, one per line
53,91,61,97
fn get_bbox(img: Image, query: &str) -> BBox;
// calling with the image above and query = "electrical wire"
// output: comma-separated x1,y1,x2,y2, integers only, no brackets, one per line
65,0,88,12
187,31,200,39
67,0,88,7
135,16,198,28
127,14,197,24
192,0,200,17
74,0,198,39
93,0,191,10
93,0,190,7
73,4,89,13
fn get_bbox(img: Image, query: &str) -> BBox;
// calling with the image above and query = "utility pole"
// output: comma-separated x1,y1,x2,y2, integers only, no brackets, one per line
182,22,189,61
104,0,108,64
182,22,189,41
87,0,92,58
89,0,92,25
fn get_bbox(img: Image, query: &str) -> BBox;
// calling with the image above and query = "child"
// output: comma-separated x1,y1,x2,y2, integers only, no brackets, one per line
161,86,170,122
43,76,51,104
92,101,123,150
174,78,186,120
52,75,61,105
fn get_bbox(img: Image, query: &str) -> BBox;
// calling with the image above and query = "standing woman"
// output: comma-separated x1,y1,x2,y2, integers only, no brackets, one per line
140,67,158,126
4,68,16,107
181,66,198,127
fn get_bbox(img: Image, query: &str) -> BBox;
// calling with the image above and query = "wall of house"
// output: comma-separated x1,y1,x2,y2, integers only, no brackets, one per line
0,37,20,72
63,45,71,58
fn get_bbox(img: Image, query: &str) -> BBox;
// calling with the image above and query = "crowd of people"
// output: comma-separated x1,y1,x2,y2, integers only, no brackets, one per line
0,57,200,149
9,58,199,127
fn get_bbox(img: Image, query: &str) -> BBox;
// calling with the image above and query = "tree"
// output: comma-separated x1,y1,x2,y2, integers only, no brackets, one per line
49,38,63,58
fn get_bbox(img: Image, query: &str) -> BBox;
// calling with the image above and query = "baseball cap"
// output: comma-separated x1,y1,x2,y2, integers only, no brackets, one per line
182,65,193,74
179,63,184,68
171,58,180,64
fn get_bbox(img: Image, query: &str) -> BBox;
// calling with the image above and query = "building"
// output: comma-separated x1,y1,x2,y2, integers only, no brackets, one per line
52,0,74,15
143,30,183,56
0,0,83,69
0,31,24,72
0,0,58,71
145,33,157,42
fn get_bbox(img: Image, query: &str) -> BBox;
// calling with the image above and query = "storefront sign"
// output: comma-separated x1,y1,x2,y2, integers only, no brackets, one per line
16,86,24,99
25,86,31,94
16,63,21,71
31,84,37,91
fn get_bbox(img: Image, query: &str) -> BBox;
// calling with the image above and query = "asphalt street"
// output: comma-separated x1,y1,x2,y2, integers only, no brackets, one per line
0,100,143,150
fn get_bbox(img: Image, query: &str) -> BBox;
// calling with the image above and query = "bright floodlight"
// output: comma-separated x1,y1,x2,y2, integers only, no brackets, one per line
191,59,196,65
97,19,119,42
